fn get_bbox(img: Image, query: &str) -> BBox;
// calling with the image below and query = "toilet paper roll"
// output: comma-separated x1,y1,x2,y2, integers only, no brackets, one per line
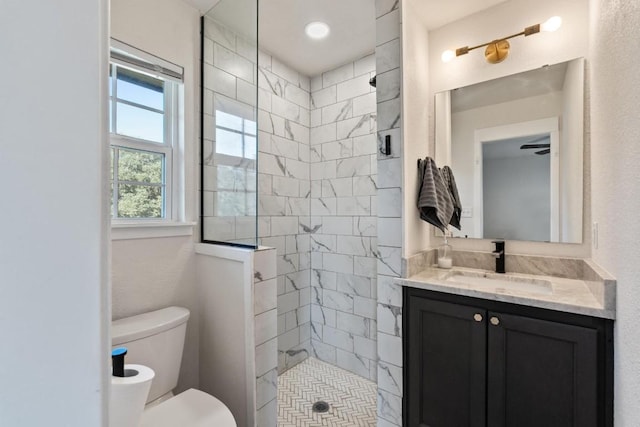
110,364,155,427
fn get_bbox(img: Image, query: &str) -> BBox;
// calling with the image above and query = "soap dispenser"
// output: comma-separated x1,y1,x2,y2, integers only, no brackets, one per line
437,232,453,269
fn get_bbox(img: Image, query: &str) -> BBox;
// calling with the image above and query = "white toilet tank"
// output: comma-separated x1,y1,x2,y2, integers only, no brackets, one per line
112,306,190,404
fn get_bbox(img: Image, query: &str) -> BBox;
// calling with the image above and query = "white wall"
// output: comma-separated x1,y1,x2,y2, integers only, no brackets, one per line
110,0,201,392
423,0,591,257
402,0,432,256
0,0,109,425
589,0,640,424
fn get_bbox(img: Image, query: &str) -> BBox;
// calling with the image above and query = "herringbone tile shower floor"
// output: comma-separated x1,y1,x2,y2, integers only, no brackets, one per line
277,357,377,426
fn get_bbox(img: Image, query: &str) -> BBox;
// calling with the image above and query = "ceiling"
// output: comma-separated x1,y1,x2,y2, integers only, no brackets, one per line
187,0,510,77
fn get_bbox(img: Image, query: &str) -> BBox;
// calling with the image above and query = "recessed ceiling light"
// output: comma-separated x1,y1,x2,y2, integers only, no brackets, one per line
305,22,330,40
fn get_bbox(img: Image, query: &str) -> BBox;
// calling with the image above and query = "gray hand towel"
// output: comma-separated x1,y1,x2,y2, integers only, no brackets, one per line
417,157,453,232
441,165,462,230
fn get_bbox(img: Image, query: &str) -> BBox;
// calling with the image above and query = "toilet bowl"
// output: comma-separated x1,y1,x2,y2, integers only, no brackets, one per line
112,307,236,427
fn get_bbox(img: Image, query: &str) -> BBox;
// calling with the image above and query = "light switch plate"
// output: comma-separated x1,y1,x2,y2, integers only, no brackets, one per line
462,207,473,218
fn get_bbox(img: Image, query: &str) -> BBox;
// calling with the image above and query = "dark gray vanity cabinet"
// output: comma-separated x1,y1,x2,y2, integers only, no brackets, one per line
404,288,613,427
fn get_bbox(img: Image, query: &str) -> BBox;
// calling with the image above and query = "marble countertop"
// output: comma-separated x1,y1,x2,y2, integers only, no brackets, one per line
395,266,615,319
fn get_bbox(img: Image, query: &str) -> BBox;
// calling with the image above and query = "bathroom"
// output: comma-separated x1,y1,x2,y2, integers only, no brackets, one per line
2,0,640,426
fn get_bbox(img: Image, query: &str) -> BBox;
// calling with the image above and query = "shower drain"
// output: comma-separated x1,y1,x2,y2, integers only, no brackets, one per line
312,401,330,413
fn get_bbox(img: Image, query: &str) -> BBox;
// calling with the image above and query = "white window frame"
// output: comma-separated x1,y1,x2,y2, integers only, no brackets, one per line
109,39,193,240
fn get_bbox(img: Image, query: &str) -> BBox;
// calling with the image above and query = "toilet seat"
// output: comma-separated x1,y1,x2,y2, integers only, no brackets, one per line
140,388,236,427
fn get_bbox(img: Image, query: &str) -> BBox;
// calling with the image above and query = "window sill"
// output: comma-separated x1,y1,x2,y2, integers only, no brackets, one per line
111,221,196,241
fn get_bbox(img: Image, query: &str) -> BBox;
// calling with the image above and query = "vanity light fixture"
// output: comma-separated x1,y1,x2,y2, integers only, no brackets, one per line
441,16,562,64
305,21,330,40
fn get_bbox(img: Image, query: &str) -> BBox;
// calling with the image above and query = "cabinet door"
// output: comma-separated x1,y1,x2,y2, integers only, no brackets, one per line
406,296,487,427
487,311,598,427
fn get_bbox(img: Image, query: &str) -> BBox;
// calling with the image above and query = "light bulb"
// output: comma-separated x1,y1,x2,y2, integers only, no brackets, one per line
305,22,330,40
441,50,456,63
541,16,562,32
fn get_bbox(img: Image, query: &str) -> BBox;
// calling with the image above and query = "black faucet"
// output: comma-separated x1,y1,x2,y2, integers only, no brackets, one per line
491,240,505,274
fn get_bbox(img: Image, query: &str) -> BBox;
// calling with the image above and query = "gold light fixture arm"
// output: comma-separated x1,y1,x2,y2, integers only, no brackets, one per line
454,24,543,63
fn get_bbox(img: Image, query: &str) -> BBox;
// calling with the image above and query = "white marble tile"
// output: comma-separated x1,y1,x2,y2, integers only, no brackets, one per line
337,235,371,256
323,288,354,312
311,303,337,327
286,158,309,180
310,321,323,341
203,37,214,65
355,53,376,76
352,92,377,117
354,255,377,278
255,337,278,377
203,64,236,99
337,348,370,378
337,114,376,140
298,285,311,307
278,254,299,275
214,43,254,84
354,217,377,237
378,332,402,367
377,157,402,188
376,9,400,46
204,19,235,51
258,152,286,176
258,67,284,97
299,322,311,342
256,395,277,427
322,100,353,124
323,62,354,87
311,86,337,109
258,194,286,216
278,327,300,352
284,83,309,109
378,187,402,217
272,96,300,122
270,216,299,235
277,313,286,335
321,177,353,197
311,109,322,127
354,296,377,319
376,68,401,103
286,120,310,144
337,311,369,337
256,368,277,410
377,98,401,132
255,278,277,314
376,38,401,75
322,325,354,352
322,140,353,161
322,216,353,235
337,196,371,216
337,76,372,102
310,234,337,253
272,175,299,197
278,291,299,315
353,175,377,196
272,56,299,86
377,360,402,396
354,335,377,360
377,303,402,337
337,273,371,297
378,217,402,247
311,339,337,364
236,79,256,106
270,135,298,159
337,155,371,177
255,309,278,345
285,269,310,291
310,161,336,180
310,197,337,216
376,0,399,18
377,246,402,276
312,268,337,290
378,388,403,426
310,122,337,145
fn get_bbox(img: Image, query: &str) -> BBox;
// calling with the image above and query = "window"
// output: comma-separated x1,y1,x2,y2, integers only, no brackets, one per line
109,40,183,222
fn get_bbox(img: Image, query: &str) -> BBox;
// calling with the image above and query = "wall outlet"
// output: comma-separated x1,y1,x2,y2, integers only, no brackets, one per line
592,222,598,249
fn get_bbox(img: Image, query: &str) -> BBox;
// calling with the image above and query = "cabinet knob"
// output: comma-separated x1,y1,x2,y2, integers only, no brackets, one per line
473,313,483,322
490,316,500,326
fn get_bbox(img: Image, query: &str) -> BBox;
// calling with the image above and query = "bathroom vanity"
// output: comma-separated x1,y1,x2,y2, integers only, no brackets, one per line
398,265,614,427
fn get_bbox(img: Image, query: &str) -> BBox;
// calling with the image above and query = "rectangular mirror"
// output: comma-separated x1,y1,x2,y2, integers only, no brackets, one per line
435,57,584,243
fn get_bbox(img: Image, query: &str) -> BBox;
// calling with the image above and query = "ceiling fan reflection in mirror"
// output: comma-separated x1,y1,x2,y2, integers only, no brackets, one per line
520,135,550,155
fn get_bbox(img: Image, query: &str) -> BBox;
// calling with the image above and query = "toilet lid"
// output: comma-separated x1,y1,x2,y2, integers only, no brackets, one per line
140,389,237,427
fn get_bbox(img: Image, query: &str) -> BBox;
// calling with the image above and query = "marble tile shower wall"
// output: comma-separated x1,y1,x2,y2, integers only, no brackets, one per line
202,17,312,374
257,53,313,373
308,56,379,382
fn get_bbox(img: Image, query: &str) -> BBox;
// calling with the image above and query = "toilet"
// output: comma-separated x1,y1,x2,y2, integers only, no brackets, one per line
112,306,236,427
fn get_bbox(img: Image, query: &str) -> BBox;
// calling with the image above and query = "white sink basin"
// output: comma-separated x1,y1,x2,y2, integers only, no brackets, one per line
444,271,553,295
